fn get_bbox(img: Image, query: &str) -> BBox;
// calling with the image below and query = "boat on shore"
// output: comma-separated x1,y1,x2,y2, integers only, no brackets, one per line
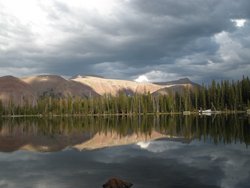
199,109,212,116
199,109,221,115
199,109,212,113
247,109,250,115
199,103,221,115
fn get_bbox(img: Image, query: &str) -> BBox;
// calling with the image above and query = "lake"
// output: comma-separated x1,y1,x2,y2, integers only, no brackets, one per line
0,114,250,188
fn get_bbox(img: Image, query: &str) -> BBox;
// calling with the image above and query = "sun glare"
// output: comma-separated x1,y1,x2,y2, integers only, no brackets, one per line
1,0,117,24
1,0,46,24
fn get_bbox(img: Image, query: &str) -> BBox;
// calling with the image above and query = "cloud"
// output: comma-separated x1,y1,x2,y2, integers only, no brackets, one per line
0,0,249,82
231,19,247,27
134,75,149,83
137,140,183,152
137,70,181,82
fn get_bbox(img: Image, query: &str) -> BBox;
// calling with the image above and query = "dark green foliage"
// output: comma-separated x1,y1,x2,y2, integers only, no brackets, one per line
1,76,250,115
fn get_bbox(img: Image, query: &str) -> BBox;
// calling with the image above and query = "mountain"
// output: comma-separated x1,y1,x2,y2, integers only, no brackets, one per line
0,76,37,106
21,75,99,98
71,75,165,95
0,74,199,105
154,78,200,87
153,78,200,95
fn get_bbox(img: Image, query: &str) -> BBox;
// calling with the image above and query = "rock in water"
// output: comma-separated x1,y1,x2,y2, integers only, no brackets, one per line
102,178,133,188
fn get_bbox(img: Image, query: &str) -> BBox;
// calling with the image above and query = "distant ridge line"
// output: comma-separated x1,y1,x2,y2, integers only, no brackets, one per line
0,74,199,105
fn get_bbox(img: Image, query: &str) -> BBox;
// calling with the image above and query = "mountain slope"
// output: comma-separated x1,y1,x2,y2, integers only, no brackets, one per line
154,78,200,87
22,75,99,98
71,76,165,95
0,76,37,106
0,74,199,105
153,78,200,95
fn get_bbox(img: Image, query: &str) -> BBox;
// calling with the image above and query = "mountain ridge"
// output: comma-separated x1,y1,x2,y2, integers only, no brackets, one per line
0,74,199,105
154,77,200,87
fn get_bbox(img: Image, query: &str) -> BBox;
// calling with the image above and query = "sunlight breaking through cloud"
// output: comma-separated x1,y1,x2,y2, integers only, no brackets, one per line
231,19,247,27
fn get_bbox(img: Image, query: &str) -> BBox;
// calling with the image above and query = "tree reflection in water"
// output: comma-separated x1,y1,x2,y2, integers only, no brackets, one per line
0,114,249,152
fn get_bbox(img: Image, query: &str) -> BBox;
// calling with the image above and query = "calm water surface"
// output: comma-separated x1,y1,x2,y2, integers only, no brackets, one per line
0,115,250,188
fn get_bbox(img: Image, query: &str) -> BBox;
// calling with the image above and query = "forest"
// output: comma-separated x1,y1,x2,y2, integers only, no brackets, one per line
0,76,250,116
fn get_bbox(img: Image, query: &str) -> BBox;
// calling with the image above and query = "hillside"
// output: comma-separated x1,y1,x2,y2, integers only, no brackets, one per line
154,78,198,86
0,76,37,106
22,75,99,98
71,75,165,95
0,74,199,105
153,78,200,95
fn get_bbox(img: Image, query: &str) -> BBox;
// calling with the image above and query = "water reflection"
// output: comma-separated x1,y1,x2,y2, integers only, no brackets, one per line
0,114,249,152
0,115,250,188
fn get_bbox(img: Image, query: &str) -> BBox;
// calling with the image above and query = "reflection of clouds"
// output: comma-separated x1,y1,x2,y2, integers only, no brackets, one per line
212,150,250,188
137,139,250,188
0,140,250,188
0,150,40,161
136,141,150,149
137,140,184,153
0,178,67,188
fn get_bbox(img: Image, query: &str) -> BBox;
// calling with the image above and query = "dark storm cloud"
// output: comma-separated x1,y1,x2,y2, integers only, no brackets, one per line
0,0,249,81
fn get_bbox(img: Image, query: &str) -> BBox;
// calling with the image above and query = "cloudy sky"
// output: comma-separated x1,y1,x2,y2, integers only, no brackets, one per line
0,0,249,82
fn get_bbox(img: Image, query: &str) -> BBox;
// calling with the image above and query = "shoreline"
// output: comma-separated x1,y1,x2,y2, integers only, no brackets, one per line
0,110,247,118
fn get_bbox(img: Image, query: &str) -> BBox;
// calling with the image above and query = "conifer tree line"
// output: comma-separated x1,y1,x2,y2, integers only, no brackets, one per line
0,76,249,116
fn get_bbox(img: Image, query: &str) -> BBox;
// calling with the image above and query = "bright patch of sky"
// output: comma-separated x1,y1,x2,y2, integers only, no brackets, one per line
231,19,247,27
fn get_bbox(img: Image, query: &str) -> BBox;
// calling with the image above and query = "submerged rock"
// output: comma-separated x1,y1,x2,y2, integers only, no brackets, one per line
102,178,133,188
